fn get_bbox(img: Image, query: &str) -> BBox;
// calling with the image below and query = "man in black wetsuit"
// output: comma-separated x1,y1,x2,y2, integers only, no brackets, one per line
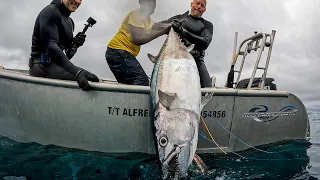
28,0,99,91
158,0,213,88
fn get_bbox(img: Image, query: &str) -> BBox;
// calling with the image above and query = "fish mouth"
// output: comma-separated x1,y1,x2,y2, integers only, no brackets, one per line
162,145,181,166
161,145,184,179
166,155,180,179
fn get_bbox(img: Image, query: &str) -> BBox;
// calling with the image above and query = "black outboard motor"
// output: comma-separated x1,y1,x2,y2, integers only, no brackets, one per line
236,77,277,90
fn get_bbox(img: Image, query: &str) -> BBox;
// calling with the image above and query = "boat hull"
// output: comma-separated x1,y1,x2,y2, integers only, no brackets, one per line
0,69,310,154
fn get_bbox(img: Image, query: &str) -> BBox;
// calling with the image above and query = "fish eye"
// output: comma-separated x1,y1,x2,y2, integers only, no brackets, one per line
159,136,168,147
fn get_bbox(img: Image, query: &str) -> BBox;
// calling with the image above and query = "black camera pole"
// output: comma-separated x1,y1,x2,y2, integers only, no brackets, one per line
66,17,97,59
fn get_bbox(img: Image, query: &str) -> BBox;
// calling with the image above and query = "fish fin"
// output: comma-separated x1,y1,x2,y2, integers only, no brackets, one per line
157,102,167,113
201,92,214,111
186,44,195,52
193,153,209,173
158,90,177,109
147,53,157,63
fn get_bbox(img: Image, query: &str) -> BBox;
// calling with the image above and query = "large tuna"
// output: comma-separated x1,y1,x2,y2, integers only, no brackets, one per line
148,28,213,179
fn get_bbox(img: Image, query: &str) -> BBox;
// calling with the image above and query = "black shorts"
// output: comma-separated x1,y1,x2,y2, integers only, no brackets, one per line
105,48,149,86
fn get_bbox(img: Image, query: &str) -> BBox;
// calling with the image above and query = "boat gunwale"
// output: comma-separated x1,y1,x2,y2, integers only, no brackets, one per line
0,69,289,97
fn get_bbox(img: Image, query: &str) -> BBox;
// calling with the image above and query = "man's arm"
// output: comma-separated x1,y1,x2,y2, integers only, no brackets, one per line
152,11,189,31
128,11,171,46
158,11,189,24
152,22,171,31
158,15,180,24
39,9,80,77
130,25,170,46
178,21,214,50
65,17,75,59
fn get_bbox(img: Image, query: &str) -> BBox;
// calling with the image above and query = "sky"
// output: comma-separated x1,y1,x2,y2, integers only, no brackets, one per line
0,0,319,108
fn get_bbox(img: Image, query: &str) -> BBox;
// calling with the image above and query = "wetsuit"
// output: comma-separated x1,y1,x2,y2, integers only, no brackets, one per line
29,0,79,80
28,0,99,91
159,11,214,88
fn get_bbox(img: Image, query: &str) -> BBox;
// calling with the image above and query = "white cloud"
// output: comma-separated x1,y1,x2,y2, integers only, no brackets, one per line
0,46,28,69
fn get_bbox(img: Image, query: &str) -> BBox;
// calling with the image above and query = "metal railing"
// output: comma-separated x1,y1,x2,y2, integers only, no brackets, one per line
227,30,276,89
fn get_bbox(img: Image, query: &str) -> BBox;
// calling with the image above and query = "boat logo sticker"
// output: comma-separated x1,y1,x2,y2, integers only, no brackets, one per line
242,105,298,122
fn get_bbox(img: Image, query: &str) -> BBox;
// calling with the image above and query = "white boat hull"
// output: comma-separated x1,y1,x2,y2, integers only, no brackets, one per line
0,69,310,155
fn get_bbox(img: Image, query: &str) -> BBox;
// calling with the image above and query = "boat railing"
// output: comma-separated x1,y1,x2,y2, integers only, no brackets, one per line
227,30,276,90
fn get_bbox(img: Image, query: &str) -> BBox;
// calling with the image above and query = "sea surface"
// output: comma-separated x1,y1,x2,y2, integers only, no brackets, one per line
0,108,319,180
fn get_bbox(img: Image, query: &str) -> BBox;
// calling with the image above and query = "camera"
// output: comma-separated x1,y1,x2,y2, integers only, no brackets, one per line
87,17,97,26
82,17,97,34
65,17,97,58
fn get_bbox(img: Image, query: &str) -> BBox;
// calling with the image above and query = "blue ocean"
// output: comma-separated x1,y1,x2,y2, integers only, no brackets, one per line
0,108,319,180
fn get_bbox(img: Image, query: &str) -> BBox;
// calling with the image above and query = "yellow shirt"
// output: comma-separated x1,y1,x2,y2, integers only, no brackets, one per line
107,9,155,57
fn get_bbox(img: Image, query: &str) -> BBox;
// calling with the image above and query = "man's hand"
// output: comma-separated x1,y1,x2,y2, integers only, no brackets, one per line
171,19,183,34
73,32,86,47
75,69,100,91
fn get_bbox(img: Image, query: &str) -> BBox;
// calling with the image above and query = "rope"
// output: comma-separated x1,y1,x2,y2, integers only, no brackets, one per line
198,132,308,161
198,115,309,161
200,116,228,154
210,115,305,154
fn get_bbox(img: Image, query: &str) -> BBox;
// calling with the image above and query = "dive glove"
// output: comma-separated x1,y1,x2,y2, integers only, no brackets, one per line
65,32,86,59
171,19,184,34
75,69,100,91
73,32,86,47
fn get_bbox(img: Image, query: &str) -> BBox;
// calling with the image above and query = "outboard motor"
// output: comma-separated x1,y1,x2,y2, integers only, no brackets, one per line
236,77,277,90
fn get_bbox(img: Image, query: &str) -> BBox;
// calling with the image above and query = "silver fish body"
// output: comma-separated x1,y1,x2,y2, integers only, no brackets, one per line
148,28,213,179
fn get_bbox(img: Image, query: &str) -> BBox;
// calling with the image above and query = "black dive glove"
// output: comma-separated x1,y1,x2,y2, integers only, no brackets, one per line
75,69,100,91
65,32,86,59
73,32,86,47
171,19,184,34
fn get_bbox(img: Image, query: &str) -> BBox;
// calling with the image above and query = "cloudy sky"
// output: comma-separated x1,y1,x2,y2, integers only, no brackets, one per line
0,0,319,107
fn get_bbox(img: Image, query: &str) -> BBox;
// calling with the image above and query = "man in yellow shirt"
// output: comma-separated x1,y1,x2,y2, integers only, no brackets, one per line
105,0,171,86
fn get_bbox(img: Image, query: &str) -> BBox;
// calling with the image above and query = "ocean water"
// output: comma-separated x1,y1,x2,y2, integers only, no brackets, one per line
0,108,319,180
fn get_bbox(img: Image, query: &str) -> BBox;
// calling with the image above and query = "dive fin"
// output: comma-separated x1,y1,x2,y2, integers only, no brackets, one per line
193,153,208,173
158,90,177,109
186,44,195,52
147,53,157,63
201,92,214,111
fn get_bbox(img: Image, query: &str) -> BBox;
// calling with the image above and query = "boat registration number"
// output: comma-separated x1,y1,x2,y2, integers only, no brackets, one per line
201,111,226,118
